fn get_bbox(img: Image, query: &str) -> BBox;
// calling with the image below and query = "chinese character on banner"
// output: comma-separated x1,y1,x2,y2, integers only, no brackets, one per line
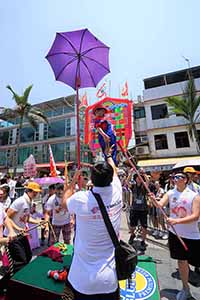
23,154,37,178
79,92,88,109
121,81,128,97
96,82,107,99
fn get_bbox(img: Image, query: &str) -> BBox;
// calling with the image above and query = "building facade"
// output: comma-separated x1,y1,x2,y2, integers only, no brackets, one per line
0,95,92,174
134,66,200,171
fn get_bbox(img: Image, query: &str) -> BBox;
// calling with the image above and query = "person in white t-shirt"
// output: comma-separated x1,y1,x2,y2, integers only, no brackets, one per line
149,172,200,300
5,182,42,236
6,175,16,202
0,202,17,245
0,184,11,211
61,149,122,300
44,183,72,245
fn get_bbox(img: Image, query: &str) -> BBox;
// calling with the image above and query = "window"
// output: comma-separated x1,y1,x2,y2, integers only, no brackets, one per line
134,107,146,119
151,104,168,120
18,147,33,164
20,127,35,143
0,131,9,145
154,134,168,150
65,119,71,136
0,151,6,166
135,135,148,145
174,132,190,148
48,120,65,138
51,143,64,162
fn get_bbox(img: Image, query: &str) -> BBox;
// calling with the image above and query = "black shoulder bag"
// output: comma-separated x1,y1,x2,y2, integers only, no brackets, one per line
91,190,137,281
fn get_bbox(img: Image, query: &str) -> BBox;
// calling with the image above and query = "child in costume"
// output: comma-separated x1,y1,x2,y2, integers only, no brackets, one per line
93,104,117,165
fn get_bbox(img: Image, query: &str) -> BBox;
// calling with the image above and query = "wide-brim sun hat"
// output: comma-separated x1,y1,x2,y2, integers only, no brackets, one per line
24,182,42,192
92,104,109,115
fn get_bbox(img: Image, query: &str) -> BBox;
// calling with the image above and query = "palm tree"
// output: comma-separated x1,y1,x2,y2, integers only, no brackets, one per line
0,85,48,175
166,77,200,152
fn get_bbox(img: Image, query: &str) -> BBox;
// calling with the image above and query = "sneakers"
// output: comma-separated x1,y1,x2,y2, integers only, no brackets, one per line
176,288,192,300
161,233,169,240
152,229,159,237
128,235,135,245
139,240,147,252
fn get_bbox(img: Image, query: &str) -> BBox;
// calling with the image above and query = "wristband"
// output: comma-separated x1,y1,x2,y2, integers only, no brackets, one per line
106,154,112,158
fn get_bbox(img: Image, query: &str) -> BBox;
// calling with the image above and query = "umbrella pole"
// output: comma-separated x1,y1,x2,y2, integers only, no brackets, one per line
75,86,81,170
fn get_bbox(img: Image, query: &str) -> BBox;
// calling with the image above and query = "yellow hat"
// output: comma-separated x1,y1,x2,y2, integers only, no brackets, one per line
25,182,42,192
183,166,196,173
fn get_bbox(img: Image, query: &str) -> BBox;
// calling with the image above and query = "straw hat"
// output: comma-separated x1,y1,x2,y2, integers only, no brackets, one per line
183,166,196,173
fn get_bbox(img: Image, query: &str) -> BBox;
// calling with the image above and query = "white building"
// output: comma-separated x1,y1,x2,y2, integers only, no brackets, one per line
134,66,200,171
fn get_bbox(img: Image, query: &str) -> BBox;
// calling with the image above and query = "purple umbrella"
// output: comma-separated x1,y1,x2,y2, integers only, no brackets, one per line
34,177,64,186
45,28,110,168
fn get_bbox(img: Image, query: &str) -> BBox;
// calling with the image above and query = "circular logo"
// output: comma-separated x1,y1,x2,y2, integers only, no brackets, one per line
119,266,156,300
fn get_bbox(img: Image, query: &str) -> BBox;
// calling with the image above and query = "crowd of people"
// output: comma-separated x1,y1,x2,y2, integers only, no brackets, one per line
0,156,200,300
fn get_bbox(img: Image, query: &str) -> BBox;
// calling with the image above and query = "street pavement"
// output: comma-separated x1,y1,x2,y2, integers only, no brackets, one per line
120,212,200,300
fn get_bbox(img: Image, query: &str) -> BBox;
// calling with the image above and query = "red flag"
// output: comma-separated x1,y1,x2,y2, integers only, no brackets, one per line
96,82,107,99
121,81,128,97
79,92,88,108
49,144,57,177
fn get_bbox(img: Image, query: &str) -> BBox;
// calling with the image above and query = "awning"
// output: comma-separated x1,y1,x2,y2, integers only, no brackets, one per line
137,156,200,172
36,162,74,168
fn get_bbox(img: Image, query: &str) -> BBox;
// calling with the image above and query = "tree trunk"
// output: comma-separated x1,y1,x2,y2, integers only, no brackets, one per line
13,118,23,176
192,124,200,153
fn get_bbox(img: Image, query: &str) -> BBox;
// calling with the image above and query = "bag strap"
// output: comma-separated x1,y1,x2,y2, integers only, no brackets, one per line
91,190,120,249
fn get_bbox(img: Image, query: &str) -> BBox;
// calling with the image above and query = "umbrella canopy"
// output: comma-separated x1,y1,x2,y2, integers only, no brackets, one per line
173,159,200,170
46,28,110,170
45,28,110,90
34,177,64,186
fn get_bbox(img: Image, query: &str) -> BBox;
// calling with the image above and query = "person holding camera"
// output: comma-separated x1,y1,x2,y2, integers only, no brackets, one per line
128,168,149,252
61,145,122,300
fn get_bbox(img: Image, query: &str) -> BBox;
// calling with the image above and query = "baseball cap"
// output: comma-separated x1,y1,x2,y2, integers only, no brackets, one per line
183,166,196,173
25,182,42,192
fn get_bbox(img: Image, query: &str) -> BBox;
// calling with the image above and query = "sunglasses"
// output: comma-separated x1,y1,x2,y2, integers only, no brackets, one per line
174,175,186,180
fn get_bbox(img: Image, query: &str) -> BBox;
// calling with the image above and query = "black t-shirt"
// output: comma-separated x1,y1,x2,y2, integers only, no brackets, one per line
130,182,148,211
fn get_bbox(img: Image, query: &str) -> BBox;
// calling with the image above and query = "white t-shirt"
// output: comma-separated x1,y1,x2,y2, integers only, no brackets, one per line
67,176,122,295
0,203,6,238
46,194,70,226
167,187,200,239
1,196,11,210
0,203,6,226
4,193,31,236
8,179,16,199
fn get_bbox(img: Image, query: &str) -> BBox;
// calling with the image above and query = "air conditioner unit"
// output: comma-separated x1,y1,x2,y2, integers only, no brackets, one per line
136,146,150,155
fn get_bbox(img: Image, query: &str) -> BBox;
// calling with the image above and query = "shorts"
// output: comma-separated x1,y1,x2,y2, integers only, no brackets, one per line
168,231,200,267
130,210,148,228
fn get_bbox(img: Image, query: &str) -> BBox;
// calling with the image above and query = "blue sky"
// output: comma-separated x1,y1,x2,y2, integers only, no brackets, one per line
1,0,200,107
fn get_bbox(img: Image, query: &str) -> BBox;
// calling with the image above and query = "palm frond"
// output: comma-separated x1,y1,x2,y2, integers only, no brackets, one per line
23,85,33,103
28,108,48,124
6,85,24,106
27,115,38,129
166,96,189,118
0,108,18,120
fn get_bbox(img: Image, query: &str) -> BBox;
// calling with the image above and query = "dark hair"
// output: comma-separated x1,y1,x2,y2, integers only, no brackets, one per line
55,183,64,190
133,173,145,181
49,184,56,190
1,185,10,195
91,162,113,187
